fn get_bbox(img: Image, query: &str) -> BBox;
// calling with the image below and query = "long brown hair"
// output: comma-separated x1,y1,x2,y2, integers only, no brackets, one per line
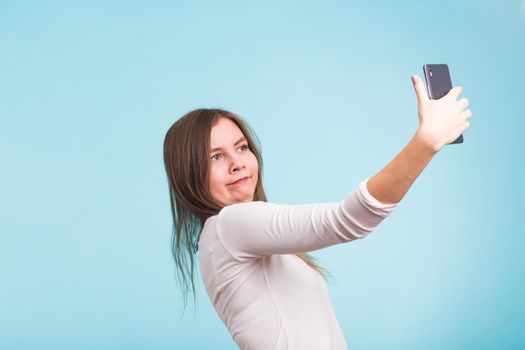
163,108,327,311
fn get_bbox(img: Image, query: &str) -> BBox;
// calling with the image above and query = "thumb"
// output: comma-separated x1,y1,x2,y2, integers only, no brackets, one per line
411,74,428,103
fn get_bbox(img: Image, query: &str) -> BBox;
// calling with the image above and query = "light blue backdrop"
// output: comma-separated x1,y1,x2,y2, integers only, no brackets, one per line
1,1,524,349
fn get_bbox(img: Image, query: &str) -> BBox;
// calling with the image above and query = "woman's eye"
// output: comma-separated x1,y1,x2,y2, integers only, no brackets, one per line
211,145,248,160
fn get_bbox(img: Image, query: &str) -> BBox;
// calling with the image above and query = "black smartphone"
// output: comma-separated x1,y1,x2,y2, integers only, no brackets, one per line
423,64,463,144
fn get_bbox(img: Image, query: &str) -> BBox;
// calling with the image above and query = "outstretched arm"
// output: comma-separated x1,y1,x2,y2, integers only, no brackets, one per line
367,130,436,205
367,74,472,205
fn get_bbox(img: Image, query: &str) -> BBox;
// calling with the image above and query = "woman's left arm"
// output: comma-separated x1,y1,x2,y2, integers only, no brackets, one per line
366,130,437,205
367,74,472,205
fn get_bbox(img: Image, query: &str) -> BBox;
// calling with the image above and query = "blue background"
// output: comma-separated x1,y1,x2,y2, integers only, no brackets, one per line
1,1,524,349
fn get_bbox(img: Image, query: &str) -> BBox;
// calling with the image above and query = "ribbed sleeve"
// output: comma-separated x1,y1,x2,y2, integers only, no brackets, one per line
215,178,399,260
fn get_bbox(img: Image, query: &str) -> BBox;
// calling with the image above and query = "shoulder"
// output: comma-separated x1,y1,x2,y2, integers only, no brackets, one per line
199,201,278,261
219,200,274,216
217,200,277,229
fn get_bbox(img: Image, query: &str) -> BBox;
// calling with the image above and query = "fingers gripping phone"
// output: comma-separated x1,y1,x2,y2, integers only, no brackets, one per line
423,64,463,144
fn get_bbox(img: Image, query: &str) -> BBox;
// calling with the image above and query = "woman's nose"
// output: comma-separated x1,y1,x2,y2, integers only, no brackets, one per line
230,155,245,172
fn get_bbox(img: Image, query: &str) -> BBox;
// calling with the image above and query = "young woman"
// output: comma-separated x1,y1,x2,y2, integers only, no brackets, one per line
163,75,472,349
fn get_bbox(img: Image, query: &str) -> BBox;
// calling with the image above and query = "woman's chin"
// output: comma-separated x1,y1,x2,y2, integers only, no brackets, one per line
229,192,255,205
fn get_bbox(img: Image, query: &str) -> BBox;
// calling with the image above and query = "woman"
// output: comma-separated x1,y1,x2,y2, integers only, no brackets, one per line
163,75,472,349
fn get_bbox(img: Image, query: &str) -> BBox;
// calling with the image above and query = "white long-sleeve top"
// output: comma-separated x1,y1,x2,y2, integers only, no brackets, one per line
198,178,399,350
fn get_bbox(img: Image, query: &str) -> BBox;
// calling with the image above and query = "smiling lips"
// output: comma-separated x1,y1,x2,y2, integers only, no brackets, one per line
229,176,250,185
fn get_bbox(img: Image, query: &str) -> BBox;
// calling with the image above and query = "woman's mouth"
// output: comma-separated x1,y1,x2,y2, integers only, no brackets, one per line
229,176,250,185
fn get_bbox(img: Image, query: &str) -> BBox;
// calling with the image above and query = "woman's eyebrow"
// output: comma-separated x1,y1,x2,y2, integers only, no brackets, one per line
210,136,247,153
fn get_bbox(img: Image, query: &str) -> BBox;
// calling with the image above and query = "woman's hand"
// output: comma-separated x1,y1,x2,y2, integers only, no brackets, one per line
411,74,472,153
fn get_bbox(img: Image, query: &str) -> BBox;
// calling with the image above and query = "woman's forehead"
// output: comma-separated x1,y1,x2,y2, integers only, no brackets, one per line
210,118,245,147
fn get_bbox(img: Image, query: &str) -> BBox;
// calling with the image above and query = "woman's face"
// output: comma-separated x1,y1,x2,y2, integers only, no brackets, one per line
208,117,259,207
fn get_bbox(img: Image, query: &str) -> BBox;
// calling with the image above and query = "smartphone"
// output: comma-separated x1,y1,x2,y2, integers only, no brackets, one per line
423,64,463,144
